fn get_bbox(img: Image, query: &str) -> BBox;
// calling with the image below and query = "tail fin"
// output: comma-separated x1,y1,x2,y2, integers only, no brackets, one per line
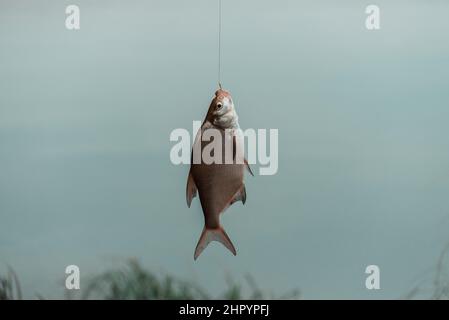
194,226,237,260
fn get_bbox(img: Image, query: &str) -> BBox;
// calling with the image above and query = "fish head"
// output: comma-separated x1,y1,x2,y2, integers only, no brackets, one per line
206,89,239,129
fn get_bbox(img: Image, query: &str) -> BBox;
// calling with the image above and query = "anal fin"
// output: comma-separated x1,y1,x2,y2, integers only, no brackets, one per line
230,184,247,206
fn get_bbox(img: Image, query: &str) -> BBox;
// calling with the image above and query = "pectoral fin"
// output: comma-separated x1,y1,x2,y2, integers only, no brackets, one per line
232,134,254,176
186,172,197,208
232,135,237,161
244,159,254,176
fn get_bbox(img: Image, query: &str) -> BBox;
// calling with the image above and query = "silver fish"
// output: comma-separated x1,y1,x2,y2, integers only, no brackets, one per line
186,88,253,260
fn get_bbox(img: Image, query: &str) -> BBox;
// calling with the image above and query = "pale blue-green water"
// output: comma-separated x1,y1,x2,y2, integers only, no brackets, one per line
1,0,449,299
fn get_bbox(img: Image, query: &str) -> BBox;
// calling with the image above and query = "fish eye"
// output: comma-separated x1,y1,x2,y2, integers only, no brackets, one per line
216,102,223,110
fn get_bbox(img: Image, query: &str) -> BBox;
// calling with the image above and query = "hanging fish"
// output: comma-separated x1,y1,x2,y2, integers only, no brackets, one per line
186,88,253,260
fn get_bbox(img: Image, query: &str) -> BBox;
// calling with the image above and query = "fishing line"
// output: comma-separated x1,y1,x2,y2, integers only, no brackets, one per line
218,0,222,89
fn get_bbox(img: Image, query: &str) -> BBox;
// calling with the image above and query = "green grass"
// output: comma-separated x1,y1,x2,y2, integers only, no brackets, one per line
404,242,449,300
1,259,300,300
79,259,300,300
5,249,449,299
0,267,22,300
